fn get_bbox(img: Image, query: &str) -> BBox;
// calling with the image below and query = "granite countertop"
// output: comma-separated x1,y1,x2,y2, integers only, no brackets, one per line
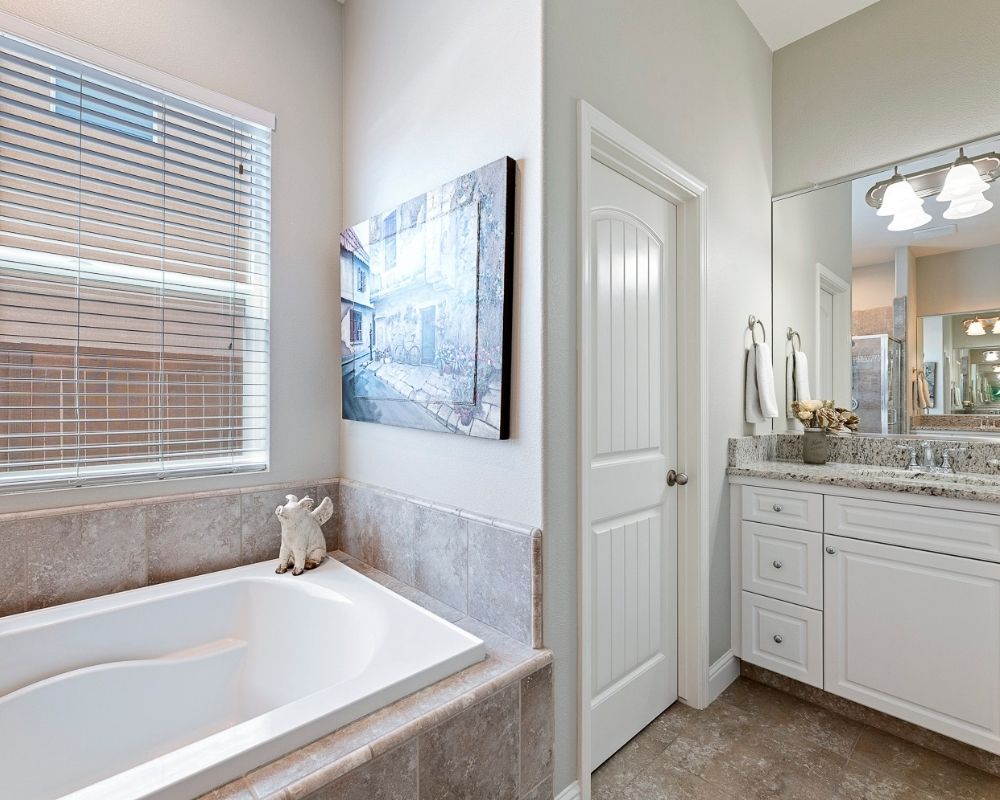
727,459,1000,504
204,551,551,800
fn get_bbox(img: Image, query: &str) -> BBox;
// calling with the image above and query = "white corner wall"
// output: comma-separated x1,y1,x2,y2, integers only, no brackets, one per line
0,0,343,513
773,0,1000,194
340,0,544,527
543,0,772,791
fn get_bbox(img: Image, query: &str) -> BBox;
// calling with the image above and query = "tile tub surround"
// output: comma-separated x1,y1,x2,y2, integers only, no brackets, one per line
0,478,339,617
741,663,1000,781
337,479,543,647
202,553,554,800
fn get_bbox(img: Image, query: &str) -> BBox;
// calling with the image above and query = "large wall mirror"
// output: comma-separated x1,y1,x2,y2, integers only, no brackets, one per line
773,133,1000,439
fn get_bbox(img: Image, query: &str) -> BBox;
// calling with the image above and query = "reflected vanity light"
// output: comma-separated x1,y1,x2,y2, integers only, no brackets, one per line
993,320,1000,335
966,318,987,336
986,351,999,362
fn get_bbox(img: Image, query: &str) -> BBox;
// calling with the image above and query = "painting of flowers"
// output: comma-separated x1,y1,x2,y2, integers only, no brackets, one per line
340,157,514,439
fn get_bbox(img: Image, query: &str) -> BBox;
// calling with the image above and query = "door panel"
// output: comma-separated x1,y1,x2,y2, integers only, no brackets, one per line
825,534,1000,753
589,158,678,769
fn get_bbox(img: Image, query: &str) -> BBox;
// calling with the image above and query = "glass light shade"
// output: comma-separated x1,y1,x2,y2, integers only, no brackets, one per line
992,366,1000,373
887,206,932,231
967,319,987,336
938,161,990,202
987,351,999,362
992,320,1000,335
878,176,923,217
943,192,994,220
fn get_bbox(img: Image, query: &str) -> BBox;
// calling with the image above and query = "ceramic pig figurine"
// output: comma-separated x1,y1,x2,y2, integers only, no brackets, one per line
274,494,333,575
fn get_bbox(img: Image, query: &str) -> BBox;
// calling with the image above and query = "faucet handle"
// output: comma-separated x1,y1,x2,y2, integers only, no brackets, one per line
941,447,967,472
896,443,918,468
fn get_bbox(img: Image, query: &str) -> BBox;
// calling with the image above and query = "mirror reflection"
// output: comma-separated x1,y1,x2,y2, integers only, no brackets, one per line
773,134,1000,438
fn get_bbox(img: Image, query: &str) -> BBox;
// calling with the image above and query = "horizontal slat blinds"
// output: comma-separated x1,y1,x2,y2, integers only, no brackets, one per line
0,32,270,489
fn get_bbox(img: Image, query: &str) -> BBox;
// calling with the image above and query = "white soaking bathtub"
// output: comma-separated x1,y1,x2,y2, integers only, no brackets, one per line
0,558,485,800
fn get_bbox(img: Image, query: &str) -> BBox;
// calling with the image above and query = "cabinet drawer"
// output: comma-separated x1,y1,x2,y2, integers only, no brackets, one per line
741,591,822,688
742,522,822,609
825,495,1000,562
742,485,823,532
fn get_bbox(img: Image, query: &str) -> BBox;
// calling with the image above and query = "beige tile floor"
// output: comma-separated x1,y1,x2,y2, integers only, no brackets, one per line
592,678,1000,799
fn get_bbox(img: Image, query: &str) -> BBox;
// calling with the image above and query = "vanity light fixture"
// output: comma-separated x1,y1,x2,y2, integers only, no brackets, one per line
986,351,999,362
993,320,1000,335
866,149,1000,231
992,366,1000,373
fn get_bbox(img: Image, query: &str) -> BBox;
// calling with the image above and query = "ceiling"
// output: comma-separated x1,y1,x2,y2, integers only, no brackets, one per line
736,0,881,51
852,140,1000,267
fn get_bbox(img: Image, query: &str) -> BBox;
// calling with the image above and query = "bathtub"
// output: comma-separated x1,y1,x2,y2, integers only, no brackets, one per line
0,558,485,800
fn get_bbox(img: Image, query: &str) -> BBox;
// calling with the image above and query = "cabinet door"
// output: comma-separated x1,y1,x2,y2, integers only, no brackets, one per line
824,534,1000,755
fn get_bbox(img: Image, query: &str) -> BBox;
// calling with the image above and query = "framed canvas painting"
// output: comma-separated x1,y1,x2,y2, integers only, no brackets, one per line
340,157,515,439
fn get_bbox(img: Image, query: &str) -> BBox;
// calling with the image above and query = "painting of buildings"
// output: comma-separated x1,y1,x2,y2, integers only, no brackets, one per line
340,157,514,439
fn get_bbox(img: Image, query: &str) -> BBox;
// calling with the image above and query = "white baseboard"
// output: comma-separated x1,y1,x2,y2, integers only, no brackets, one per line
707,650,740,704
555,781,582,800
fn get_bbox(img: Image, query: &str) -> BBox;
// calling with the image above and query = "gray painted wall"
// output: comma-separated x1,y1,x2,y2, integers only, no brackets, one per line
543,0,772,790
0,0,343,513
339,0,544,528
773,0,1000,194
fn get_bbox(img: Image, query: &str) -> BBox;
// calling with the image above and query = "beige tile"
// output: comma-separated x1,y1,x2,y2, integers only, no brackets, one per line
520,776,553,800
241,485,316,566
303,740,416,800
147,495,241,583
718,677,863,758
368,492,416,584
622,762,731,800
413,505,468,613
25,507,146,610
520,664,553,793
467,521,533,645
0,519,26,617
832,760,938,800
419,683,519,800
456,616,538,665
197,778,257,800
338,483,377,565
316,482,340,551
850,728,1000,800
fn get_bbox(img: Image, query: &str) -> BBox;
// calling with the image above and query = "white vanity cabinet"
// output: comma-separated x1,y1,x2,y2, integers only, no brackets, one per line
731,477,1000,755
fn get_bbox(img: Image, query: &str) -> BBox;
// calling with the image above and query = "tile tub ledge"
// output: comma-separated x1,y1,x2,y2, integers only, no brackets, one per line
203,551,552,800
728,460,1000,505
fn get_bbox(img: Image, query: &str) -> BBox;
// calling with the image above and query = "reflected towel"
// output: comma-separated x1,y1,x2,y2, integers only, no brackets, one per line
913,369,931,410
785,351,812,416
746,343,778,423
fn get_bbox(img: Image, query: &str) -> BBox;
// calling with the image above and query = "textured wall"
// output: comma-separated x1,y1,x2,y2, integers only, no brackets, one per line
773,0,1000,194
543,0,772,790
0,0,343,514
340,0,543,526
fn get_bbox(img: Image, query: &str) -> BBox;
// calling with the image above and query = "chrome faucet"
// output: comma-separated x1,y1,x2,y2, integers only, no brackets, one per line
896,441,965,474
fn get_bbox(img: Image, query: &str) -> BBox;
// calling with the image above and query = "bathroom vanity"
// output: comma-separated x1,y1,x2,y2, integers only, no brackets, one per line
730,459,1000,756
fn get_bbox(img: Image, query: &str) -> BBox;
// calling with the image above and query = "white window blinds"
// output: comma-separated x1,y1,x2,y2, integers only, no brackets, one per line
0,32,270,490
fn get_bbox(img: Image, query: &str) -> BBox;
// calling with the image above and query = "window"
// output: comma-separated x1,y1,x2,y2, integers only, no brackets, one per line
349,309,363,344
0,31,271,490
356,266,366,294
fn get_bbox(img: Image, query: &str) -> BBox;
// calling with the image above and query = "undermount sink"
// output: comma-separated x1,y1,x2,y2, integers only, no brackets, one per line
848,465,999,488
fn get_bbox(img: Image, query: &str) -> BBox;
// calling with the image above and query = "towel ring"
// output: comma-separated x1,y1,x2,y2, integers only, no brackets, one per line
748,314,766,344
787,328,802,352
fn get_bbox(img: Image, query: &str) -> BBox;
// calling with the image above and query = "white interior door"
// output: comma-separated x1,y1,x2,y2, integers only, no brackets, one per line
588,158,678,769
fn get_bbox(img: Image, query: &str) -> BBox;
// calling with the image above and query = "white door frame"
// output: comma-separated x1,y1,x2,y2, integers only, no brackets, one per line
577,101,709,798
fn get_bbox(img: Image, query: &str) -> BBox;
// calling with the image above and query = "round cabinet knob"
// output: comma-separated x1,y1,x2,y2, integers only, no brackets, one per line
772,634,783,644
772,504,783,513
772,560,783,569
825,546,837,555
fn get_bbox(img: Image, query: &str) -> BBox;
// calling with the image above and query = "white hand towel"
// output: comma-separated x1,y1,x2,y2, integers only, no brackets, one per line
746,346,763,423
785,355,795,418
753,342,779,419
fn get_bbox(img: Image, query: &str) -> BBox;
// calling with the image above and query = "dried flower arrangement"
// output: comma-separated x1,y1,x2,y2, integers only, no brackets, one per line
791,399,860,434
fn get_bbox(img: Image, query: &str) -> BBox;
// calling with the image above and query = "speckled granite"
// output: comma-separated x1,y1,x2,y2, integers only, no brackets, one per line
912,414,1000,432
728,434,1000,503
200,553,552,800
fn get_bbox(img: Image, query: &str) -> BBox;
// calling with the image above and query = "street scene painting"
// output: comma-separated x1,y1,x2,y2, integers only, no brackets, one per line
340,157,515,439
